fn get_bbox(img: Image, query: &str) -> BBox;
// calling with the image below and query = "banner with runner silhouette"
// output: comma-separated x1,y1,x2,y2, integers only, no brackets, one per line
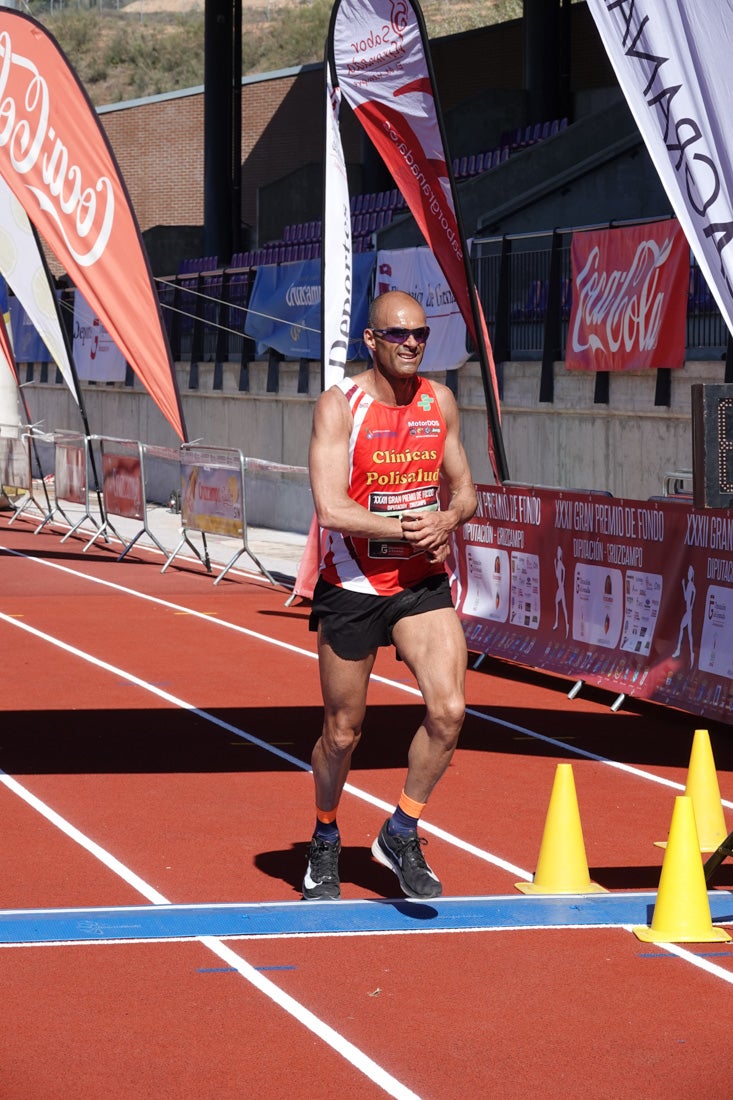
451,483,733,726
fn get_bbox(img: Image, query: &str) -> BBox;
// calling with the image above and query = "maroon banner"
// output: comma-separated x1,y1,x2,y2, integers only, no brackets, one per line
567,220,689,371
0,13,186,440
450,484,733,726
102,448,143,520
55,436,87,505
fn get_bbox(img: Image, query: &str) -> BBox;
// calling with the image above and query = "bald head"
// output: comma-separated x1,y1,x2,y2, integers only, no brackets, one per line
368,291,425,331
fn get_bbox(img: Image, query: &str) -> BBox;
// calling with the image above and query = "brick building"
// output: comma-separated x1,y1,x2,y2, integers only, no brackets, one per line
97,4,618,274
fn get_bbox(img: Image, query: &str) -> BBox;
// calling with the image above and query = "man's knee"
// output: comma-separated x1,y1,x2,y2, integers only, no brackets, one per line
322,716,362,758
427,691,466,741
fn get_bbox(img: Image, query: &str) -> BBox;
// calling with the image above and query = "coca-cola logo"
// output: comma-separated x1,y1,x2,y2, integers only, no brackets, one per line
0,30,114,267
571,236,673,355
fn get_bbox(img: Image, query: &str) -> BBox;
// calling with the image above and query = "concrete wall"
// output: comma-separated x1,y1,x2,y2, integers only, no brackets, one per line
19,356,724,526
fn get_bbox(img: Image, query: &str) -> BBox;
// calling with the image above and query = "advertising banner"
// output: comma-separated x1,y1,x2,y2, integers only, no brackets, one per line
101,444,143,521
0,284,16,384
452,483,733,726
375,247,469,372
0,176,76,397
0,431,28,492
54,435,87,505
245,254,374,360
328,0,506,480
322,72,353,388
73,292,127,383
586,0,733,339
8,297,51,364
0,13,186,439
180,447,244,539
567,220,689,371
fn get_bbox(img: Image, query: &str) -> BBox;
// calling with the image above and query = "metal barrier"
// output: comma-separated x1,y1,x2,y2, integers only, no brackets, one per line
162,444,275,585
39,431,101,541
0,424,52,527
84,436,165,560
662,468,693,499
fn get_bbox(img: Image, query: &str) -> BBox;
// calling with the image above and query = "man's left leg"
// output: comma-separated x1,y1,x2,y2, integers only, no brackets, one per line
371,607,468,899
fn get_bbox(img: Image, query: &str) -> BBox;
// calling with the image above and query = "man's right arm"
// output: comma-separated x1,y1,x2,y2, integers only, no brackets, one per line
309,388,403,541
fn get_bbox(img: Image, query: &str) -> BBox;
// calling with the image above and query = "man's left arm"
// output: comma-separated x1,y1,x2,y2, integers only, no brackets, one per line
400,386,477,554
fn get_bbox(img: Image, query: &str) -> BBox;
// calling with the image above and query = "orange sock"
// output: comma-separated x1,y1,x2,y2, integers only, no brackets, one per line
314,805,339,841
398,790,426,820
388,790,426,836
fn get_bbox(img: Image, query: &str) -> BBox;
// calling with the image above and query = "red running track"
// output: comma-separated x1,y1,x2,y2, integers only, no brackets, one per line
1,519,732,1099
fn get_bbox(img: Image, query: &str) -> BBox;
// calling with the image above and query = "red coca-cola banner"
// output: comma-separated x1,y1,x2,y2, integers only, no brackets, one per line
0,13,186,440
450,484,733,726
567,220,689,371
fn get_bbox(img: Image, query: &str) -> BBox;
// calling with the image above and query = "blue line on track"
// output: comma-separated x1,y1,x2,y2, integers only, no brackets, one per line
1,893,731,945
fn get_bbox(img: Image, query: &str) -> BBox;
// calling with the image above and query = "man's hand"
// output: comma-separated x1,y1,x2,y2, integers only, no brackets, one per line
400,510,452,555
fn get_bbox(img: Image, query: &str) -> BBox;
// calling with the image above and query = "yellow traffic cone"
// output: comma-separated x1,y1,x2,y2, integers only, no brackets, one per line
516,763,606,894
635,795,731,943
656,729,728,852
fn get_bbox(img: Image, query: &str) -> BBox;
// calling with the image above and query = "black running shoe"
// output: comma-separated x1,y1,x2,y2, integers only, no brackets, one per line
302,837,341,900
371,820,442,900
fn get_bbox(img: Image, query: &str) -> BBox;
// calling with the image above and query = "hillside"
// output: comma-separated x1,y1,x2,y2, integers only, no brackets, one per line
36,0,522,107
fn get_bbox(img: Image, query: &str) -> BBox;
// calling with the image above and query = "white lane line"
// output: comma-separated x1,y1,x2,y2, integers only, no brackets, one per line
0,608,308,772
0,765,420,1100
2,579,732,995
198,935,422,1099
645,938,733,985
2,543,725,813
0,769,170,905
0,607,530,879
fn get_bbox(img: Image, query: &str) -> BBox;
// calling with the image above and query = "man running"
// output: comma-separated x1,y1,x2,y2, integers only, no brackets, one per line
303,290,477,901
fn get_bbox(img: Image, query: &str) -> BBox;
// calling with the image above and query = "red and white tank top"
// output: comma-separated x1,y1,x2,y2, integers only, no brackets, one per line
320,375,447,595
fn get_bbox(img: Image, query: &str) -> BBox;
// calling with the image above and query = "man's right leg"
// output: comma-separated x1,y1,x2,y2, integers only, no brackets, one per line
303,633,376,900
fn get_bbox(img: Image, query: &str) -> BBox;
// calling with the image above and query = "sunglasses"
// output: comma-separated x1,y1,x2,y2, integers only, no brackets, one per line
371,326,431,345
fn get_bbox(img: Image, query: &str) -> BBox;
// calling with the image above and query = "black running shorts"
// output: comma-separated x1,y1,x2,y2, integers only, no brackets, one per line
309,572,454,661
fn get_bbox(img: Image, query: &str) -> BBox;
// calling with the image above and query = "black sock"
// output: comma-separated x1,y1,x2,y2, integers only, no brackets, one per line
388,804,419,837
313,818,339,843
